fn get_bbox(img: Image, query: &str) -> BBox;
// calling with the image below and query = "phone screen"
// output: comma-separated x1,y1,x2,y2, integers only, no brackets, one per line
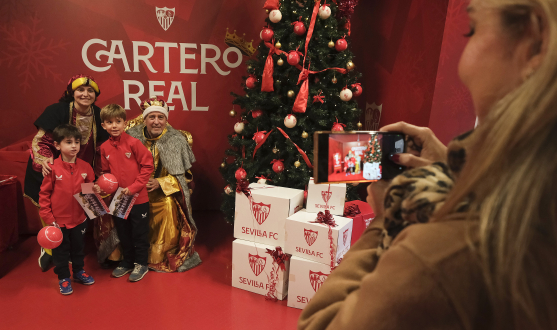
314,131,406,184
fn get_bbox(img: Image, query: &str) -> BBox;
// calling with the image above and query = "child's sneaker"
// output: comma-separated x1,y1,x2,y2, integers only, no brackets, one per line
129,264,148,282
112,264,134,278
73,270,95,285
59,278,73,295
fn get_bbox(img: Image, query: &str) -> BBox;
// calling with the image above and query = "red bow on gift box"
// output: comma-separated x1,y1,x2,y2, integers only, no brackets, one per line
236,179,251,197
312,210,337,227
343,204,361,217
266,247,291,271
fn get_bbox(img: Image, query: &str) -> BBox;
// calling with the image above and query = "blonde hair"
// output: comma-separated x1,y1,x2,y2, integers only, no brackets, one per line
100,104,126,121
437,0,557,328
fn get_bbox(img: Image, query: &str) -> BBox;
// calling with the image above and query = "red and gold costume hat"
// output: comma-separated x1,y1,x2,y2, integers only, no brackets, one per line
141,96,169,119
64,74,100,97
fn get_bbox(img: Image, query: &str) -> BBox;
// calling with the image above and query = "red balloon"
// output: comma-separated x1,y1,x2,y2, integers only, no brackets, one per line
252,110,263,118
261,28,274,42
335,38,348,52
246,76,257,89
353,85,363,97
235,168,247,180
97,173,118,194
293,22,306,36
37,226,63,249
272,160,284,173
287,51,300,66
253,131,266,144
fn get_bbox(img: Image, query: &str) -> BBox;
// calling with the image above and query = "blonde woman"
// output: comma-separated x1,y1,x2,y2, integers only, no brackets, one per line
299,0,557,329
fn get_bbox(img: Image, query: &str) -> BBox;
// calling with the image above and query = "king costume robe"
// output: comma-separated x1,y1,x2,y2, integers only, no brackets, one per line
126,120,201,272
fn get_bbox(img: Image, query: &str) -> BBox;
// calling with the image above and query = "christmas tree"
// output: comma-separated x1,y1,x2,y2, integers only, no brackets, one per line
220,0,362,223
364,134,381,163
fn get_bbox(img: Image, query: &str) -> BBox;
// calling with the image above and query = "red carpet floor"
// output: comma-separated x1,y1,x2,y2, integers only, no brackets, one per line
0,211,302,330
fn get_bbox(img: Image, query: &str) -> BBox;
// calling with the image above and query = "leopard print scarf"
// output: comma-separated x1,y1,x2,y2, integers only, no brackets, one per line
376,130,474,256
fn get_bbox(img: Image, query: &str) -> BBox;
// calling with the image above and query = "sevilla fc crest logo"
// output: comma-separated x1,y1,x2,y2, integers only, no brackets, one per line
156,7,175,31
248,254,266,276
304,228,318,246
309,270,329,292
343,228,349,245
252,202,271,225
321,185,332,203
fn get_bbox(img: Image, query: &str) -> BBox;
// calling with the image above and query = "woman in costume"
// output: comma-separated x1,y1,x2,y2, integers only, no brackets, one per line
23,74,118,271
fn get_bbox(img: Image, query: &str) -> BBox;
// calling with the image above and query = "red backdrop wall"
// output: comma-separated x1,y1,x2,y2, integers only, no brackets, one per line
0,0,474,218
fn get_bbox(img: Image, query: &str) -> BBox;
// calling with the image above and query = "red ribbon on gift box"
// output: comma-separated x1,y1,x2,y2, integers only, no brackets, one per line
264,247,291,301
311,210,338,271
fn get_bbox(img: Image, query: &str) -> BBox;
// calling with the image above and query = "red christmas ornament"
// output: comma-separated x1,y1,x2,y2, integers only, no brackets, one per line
335,37,348,52
235,168,247,180
292,18,306,36
253,130,267,145
97,173,118,194
271,159,285,173
246,75,257,89
352,83,363,97
261,28,274,42
332,117,346,132
252,110,263,118
287,50,301,66
37,226,63,249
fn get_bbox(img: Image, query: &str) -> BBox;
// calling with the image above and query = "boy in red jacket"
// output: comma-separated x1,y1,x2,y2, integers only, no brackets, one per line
94,104,154,282
39,124,96,295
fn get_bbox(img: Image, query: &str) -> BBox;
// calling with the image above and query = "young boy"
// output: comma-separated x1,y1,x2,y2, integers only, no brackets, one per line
95,104,154,282
39,124,96,295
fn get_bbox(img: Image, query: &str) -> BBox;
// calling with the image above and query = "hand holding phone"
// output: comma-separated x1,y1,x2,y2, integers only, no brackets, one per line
313,131,406,184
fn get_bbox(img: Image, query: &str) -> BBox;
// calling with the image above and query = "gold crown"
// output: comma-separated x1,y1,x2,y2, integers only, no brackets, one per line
142,97,166,111
225,28,256,56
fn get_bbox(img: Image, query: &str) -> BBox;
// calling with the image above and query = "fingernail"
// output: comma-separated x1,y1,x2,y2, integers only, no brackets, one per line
390,154,400,163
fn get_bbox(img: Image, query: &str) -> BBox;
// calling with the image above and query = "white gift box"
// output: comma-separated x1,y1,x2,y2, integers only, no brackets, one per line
234,183,304,248
285,209,352,267
306,178,346,216
287,256,332,309
363,162,381,180
232,239,290,300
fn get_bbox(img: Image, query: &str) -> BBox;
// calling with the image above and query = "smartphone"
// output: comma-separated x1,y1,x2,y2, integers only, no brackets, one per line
313,131,406,184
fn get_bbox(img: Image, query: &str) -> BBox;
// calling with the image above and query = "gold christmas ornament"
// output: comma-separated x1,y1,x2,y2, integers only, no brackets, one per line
266,9,270,14
293,10,297,14
229,109,236,117
277,58,284,66
328,40,335,48
294,160,301,168
301,131,309,138
357,121,363,129
287,90,295,98
346,61,355,71
247,65,252,70
220,162,226,168
272,147,279,154
275,41,282,49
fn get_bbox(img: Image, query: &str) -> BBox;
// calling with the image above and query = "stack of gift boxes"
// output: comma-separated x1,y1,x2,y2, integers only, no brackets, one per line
231,179,375,309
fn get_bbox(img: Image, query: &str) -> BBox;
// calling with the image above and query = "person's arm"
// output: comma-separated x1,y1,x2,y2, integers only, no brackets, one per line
99,146,110,174
380,122,447,168
298,223,462,330
38,171,56,225
31,129,56,175
126,140,154,195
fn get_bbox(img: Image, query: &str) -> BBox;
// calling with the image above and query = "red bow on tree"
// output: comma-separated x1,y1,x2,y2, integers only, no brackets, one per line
312,210,337,227
262,40,286,92
343,204,361,217
313,91,325,104
263,0,280,10
266,247,291,271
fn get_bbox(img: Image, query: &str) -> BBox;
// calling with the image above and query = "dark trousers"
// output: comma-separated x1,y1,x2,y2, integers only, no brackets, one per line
52,220,88,280
113,202,150,267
